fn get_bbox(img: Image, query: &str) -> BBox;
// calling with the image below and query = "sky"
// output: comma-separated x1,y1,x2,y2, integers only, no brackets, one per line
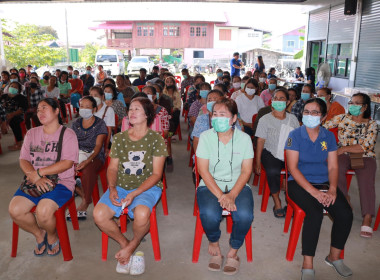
0,2,308,46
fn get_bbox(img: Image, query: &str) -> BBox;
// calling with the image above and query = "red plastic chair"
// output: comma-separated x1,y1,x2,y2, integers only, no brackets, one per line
161,172,169,216
187,135,191,151
65,103,72,121
11,196,79,261
260,167,286,212
210,80,215,87
101,206,161,261
114,114,119,134
175,122,182,141
175,76,182,84
182,86,191,119
374,205,380,231
137,85,145,92
192,157,253,262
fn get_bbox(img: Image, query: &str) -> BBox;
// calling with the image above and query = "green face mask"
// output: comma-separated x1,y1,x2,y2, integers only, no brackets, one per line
348,105,362,116
271,101,286,112
318,96,326,103
9,87,18,95
211,117,231,132
183,75,188,80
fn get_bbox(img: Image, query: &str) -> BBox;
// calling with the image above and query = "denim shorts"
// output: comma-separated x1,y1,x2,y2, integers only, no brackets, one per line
13,184,73,208
98,186,162,219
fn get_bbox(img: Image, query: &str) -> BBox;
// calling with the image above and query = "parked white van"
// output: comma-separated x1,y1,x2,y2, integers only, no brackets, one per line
95,49,125,77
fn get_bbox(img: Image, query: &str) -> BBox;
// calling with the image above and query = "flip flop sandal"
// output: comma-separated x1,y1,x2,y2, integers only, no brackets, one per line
273,207,286,218
77,211,87,220
223,256,240,275
47,239,61,257
208,255,224,272
33,232,47,257
360,225,373,238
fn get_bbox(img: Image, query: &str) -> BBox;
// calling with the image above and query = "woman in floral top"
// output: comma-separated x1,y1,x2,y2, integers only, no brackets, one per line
324,93,378,238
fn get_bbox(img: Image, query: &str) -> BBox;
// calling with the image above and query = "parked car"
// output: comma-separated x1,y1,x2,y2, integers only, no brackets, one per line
127,56,154,76
95,49,125,77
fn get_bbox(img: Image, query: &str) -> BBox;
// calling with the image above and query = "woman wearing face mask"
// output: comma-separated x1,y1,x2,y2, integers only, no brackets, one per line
57,71,72,120
316,88,345,122
235,78,264,137
285,98,353,280
324,93,377,238
255,89,299,218
291,84,314,123
103,78,126,107
260,77,277,106
185,74,205,110
40,71,51,87
42,76,60,100
0,82,28,150
69,70,84,117
286,88,298,113
214,69,224,85
18,68,29,85
230,76,250,101
188,82,211,127
69,96,108,220
25,77,44,130
230,76,242,96
4,73,25,95
196,97,254,275
258,72,268,93
104,84,126,129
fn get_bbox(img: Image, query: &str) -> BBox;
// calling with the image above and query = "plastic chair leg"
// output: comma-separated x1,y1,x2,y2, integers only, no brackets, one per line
189,148,194,167
252,173,259,186
286,209,305,261
161,181,169,216
226,215,232,234
340,249,344,259
120,214,127,233
68,197,79,230
284,204,294,233
99,169,108,193
261,181,270,212
55,207,73,261
258,168,266,195
374,205,380,231
11,222,19,257
66,104,72,121
192,213,204,263
193,192,198,216
92,182,100,206
187,135,191,151
150,207,161,261
345,173,353,192
101,232,109,261
245,227,253,262
176,123,182,141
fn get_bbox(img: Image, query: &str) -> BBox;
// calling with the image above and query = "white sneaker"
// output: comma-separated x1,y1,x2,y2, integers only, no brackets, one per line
130,251,145,275
116,257,132,274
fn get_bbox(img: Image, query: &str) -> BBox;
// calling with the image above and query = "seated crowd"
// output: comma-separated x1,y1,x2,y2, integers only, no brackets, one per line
2,57,378,279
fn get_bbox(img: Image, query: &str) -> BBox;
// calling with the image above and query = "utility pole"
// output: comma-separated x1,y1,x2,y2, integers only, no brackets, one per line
65,8,70,64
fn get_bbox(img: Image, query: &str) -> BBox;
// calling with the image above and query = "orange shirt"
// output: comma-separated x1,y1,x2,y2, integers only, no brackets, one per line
69,79,83,95
325,101,345,122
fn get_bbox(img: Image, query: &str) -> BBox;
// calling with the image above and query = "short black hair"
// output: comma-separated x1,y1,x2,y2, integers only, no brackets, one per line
130,97,155,127
318,87,331,96
103,78,116,87
233,52,239,57
38,98,63,125
103,84,118,100
81,96,97,109
153,66,159,70
303,98,327,117
213,83,228,95
194,74,205,83
351,93,371,119
222,75,231,82
207,89,224,98
302,84,315,94
155,79,165,88
199,82,211,90
140,68,147,73
143,85,157,96
59,71,69,83
274,88,289,101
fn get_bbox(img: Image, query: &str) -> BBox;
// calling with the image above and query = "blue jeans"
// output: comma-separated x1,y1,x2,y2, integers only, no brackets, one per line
196,185,254,249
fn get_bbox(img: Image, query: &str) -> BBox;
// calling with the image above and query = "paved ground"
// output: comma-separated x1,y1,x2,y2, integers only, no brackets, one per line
0,115,379,280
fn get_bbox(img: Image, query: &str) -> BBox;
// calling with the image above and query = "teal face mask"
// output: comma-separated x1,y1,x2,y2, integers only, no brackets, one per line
183,75,188,79
86,70,91,75
272,101,286,112
348,105,362,116
10,79,18,83
301,93,310,101
318,96,326,103
157,92,160,99
268,84,276,91
241,83,245,89
302,115,321,128
207,101,215,112
9,87,18,95
217,72,223,78
200,90,209,99
211,117,231,132
105,92,113,100
72,75,78,79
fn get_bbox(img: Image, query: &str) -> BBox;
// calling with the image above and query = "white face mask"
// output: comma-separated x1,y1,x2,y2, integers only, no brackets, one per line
147,95,153,101
233,82,241,89
259,77,266,83
79,108,93,120
245,88,256,96
93,96,102,106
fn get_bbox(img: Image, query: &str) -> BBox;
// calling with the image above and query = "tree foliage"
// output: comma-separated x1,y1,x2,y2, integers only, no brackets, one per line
2,21,66,68
36,25,58,38
294,49,303,59
80,43,104,66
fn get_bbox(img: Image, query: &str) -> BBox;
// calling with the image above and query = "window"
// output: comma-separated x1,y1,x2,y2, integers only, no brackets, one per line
193,51,204,58
202,27,207,37
137,26,142,36
287,41,295,48
190,24,207,37
114,32,132,39
196,27,201,37
248,33,258,38
137,23,154,37
190,27,195,37
327,43,352,78
309,41,326,72
149,27,154,37
143,27,148,37
219,29,231,41
163,24,180,36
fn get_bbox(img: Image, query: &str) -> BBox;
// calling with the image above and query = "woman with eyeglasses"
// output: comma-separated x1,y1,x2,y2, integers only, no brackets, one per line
324,93,377,238
285,98,353,280
255,89,299,218
196,98,254,275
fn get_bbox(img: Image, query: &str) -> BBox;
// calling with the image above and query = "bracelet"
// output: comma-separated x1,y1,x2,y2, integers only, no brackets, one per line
36,169,43,178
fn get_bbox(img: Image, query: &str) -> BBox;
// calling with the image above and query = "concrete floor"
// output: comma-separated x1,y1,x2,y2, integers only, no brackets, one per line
0,119,379,280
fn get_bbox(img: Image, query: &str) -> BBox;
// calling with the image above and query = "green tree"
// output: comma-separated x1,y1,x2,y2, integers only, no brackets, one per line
2,21,66,68
36,25,58,39
293,28,305,59
80,43,104,66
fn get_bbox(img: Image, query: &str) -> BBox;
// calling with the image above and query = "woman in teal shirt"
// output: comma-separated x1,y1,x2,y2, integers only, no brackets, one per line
58,71,72,119
196,98,254,275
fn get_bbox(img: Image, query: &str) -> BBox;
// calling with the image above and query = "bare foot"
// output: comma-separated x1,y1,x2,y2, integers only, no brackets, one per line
115,240,138,265
34,229,46,255
208,242,222,256
226,247,238,260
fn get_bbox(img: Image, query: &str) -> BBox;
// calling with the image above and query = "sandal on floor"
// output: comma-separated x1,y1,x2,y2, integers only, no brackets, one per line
208,255,224,272
325,256,353,277
360,226,373,238
77,211,87,220
223,256,240,275
47,239,61,257
33,232,47,257
273,206,286,218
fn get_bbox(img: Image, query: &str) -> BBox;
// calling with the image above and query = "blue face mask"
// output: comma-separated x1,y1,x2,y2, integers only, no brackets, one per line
302,115,321,128
86,70,91,75
268,84,276,91
211,117,231,133
301,93,310,101
72,75,78,79
217,72,223,78
157,92,160,99
10,79,18,83
200,90,209,99
105,92,113,100
207,101,215,112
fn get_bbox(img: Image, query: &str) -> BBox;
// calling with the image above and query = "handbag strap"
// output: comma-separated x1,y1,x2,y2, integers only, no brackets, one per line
55,126,66,163
102,106,109,120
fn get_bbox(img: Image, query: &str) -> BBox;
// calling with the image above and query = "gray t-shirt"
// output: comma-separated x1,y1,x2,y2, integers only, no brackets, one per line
255,112,299,156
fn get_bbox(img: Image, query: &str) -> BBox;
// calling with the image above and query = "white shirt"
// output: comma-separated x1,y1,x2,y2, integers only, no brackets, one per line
42,86,60,99
235,94,265,123
231,89,244,100
95,102,115,127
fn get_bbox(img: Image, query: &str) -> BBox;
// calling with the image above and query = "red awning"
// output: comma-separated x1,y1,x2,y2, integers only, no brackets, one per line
89,23,133,30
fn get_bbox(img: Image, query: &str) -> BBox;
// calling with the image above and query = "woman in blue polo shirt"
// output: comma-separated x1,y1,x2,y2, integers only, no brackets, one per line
285,98,353,280
196,97,253,275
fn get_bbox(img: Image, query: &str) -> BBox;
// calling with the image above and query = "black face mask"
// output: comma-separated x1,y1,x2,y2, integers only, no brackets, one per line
30,82,38,89
166,85,176,90
43,75,49,81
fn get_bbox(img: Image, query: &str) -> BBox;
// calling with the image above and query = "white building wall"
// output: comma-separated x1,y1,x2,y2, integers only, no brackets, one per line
213,26,239,49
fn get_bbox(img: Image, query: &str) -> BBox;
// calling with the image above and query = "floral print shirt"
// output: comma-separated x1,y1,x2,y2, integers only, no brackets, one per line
324,114,378,158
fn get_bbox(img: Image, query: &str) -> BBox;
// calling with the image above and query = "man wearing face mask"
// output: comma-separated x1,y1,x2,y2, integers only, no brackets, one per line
180,68,194,98
188,82,211,127
260,78,277,106
24,77,44,130
80,66,95,96
291,84,315,123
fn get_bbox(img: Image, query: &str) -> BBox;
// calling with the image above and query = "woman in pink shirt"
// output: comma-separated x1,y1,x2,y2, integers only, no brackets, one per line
260,78,277,106
9,98,78,257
